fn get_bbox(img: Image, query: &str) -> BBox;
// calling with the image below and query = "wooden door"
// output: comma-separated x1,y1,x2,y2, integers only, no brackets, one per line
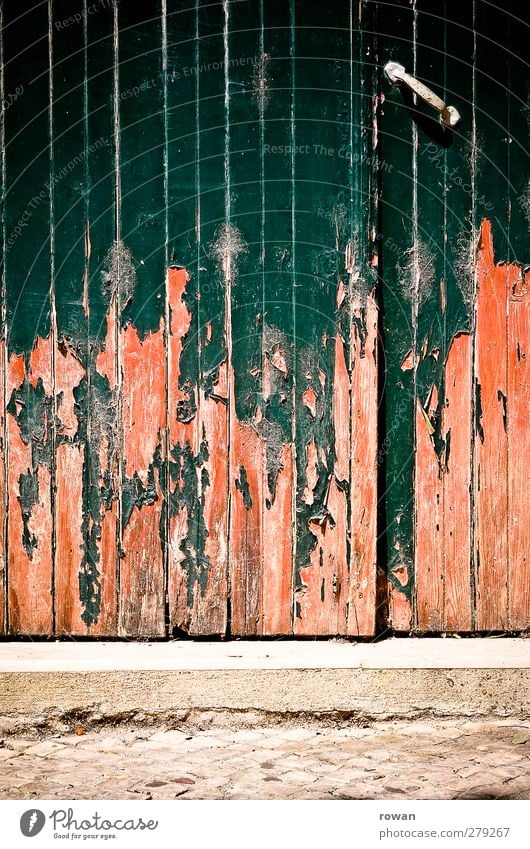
380,0,529,633
0,0,527,638
0,0,378,637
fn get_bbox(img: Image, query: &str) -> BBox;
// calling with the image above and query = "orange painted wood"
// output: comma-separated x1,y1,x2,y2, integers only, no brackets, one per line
294,329,349,636
167,267,198,632
348,290,378,636
167,268,228,636
92,308,119,635
230,340,292,636
507,267,530,629
118,321,166,637
261,441,293,635
443,332,473,631
229,410,264,635
415,383,443,632
54,344,86,634
196,363,229,634
474,220,508,631
0,337,5,635
7,338,53,634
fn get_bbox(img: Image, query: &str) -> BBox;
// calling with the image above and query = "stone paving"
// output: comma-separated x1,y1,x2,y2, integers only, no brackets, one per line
1,717,529,800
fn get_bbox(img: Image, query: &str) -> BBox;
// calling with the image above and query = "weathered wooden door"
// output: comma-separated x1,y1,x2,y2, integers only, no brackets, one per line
380,1,529,633
0,0,527,637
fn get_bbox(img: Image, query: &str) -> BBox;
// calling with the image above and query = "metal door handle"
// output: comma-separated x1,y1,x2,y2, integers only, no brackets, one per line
384,61,461,128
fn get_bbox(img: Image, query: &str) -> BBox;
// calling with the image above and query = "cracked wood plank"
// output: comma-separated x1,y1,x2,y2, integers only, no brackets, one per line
442,332,473,631
474,221,509,631
7,342,54,634
348,291,378,636
119,321,166,637
4,0,53,635
253,0,294,636
54,0,119,635
0,3,5,635
52,0,88,635
117,3,166,637
227,0,294,636
507,268,530,629
0,333,5,635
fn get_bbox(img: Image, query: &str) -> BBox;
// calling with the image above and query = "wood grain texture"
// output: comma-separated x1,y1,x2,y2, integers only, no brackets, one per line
507,268,530,630
473,220,509,631
0,336,5,635
7,342,54,634
348,290,378,636
118,322,166,637
52,0,88,634
415,383,443,632
54,348,85,634
442,333,472,631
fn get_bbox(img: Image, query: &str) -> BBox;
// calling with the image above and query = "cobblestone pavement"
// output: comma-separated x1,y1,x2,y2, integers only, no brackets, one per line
1,717,529,800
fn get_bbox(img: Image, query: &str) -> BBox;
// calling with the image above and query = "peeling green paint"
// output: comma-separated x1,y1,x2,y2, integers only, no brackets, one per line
18,472,39,559
169,434,211,606
235,466,252,510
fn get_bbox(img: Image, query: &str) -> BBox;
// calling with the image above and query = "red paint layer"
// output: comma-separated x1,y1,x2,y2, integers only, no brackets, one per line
507,267,530,629
474,220,508,631
7,340,53,634
119,321,166,637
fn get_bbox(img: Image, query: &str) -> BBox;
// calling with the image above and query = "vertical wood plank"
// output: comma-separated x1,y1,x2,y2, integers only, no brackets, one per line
166,264,199,632
167,0,229,635
4,1,54,634
473,220,508,631
504,10,529,630
378,0,415,631
85,0,119,635
51,0,89,634
472,2,516,633
292,0,354,635
439,0,474,632
507,269,530,629
258,0,295,635
347,3,378,636
117,2,166,636
119,323,166,636
415,386,443,632
7,344,54,633
442,333,473,630
227,0,265,635
0,4,6,634
192,0,230,635
165,2,200,633
413,2,448,633
194,0,230,635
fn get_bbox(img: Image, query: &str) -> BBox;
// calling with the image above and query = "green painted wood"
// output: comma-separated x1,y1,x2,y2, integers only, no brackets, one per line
118,2,166,337
82,0,120,633
0,4,5,635
3,0,527,638
378,0,416,628
4,0,54,635
293,0,352,633
52,0,88,349
227,0,265,633
4,1,51,354
52,0,89,634
261,0,295,496
413,0,475,632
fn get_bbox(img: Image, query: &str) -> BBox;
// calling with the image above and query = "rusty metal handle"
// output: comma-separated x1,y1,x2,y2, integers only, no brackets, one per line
384,61,461,128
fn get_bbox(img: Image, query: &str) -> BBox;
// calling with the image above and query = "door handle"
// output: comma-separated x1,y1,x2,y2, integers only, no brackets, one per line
384,61,461,128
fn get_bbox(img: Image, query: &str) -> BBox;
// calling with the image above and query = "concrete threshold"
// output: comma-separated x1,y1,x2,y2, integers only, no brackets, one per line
1,639,529,722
